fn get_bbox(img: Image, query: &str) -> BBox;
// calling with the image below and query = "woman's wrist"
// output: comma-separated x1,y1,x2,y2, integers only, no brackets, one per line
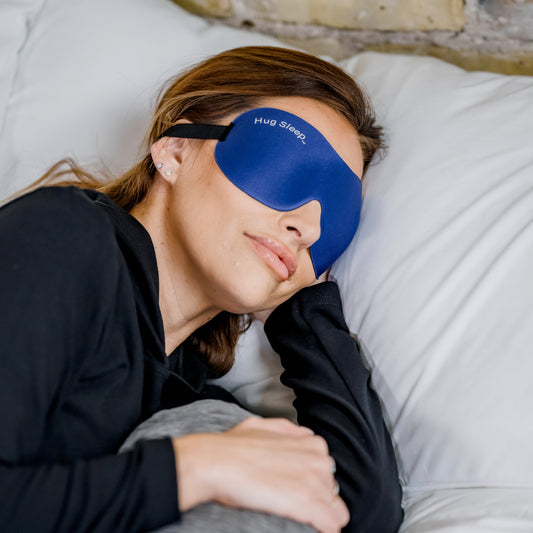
171,434,215,512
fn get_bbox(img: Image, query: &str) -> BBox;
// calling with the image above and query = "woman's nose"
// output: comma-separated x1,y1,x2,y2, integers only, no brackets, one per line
279,200,321,248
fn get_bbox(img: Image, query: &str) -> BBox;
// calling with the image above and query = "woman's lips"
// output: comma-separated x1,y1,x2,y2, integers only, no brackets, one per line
246,234,297,281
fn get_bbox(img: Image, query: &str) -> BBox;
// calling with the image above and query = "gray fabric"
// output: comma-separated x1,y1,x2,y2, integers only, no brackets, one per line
120,400,315,533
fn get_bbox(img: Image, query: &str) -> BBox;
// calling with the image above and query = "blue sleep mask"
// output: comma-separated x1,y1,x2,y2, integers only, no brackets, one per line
160,107,362,277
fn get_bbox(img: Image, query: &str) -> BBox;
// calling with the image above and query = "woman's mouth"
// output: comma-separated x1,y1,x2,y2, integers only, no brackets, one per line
246,234,297,281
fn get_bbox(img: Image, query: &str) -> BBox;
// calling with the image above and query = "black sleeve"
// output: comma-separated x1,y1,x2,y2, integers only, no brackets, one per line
264,282,404,533
0,188,179,533
0,439,178,533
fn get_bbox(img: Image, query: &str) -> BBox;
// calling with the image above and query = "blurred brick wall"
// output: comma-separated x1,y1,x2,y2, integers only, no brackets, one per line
172,0,533,75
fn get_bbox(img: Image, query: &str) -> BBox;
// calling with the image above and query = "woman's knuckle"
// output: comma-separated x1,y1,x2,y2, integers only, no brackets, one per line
312,434,329,454
333,497,350,525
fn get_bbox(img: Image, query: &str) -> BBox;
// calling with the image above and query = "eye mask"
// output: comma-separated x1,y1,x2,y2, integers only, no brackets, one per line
160,107,362,277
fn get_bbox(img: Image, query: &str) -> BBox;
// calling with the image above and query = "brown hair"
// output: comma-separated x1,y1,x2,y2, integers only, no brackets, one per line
29,46,384,377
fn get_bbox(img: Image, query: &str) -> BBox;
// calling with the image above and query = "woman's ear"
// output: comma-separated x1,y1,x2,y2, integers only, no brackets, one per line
151,119,193,184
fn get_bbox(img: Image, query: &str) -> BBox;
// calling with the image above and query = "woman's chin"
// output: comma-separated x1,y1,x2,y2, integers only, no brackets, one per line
217,282,280,315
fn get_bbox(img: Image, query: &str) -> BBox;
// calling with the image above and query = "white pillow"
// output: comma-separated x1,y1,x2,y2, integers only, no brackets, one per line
333,52,533,489
0,0,280,200
0,0,46,141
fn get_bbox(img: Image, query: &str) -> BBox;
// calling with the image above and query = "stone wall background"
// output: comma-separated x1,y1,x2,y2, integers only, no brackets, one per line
172,0,533,75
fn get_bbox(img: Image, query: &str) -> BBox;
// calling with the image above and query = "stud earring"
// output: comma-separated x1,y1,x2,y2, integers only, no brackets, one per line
156,162,162,169
165,169,172,176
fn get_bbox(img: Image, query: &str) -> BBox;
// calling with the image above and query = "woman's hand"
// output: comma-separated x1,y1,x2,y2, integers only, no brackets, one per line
172,416,349,533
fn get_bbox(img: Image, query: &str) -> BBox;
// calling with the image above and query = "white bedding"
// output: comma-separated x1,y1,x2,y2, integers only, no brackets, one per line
2,0,533,530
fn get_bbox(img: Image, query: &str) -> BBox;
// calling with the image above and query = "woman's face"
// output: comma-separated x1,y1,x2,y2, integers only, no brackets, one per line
159,96,364,314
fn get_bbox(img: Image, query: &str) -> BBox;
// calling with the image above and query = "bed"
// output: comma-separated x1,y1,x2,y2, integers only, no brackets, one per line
2,0,533,531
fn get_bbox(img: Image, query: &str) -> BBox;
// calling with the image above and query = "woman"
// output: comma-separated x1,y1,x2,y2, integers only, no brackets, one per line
0,46,403,532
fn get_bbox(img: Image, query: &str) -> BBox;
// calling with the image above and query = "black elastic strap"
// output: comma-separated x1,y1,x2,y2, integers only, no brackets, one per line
160,123,233,141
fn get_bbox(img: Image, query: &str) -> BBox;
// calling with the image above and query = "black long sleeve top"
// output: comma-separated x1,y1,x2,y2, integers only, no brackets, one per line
0,186,402,532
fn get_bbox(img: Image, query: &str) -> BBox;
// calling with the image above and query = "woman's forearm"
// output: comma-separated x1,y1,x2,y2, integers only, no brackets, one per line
265,281,404,533
0,439,179,533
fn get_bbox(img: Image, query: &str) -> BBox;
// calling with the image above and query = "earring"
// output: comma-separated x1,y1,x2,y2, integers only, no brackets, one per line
165,169,172,176
156,162,163,169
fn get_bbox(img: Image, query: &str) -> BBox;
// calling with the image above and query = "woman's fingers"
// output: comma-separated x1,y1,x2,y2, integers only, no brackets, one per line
172,418,349,533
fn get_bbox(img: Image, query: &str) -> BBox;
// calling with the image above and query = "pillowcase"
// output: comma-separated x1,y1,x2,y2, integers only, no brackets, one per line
0,0,280,200
0,0,46,142
334,52,533,489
